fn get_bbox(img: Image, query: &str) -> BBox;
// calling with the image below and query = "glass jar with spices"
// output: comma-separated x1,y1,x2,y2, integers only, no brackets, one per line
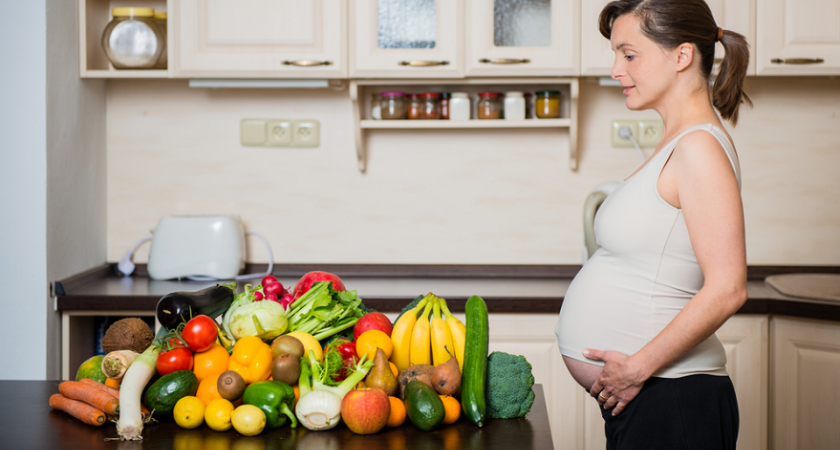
407,94,422,120
449,92,470,121
503,91,525,120
439,93,451,120
477,92,502,120
380,92,406,120
535,91,561,119
102,7,164,69
420,93,441,120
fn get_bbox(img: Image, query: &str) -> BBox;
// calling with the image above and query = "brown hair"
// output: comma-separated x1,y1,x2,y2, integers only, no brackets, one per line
599,0,752,125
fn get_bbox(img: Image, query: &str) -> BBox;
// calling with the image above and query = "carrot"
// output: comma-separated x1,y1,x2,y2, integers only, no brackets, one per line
59,381,120,416
49,394,106,426
79,378,150,417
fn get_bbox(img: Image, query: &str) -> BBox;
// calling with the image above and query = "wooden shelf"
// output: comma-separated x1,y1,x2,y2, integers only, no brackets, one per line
360,118,570,129
82,69,169,78
350,78,579,173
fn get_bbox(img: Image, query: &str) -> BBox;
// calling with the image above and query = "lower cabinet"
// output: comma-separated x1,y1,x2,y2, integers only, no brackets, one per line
770,317,840,450
488,314,768,450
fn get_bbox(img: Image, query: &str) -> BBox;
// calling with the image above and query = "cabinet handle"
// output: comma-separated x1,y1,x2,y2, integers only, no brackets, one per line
478,58,531,65
282,60,333,67
770,58,825,65
397,60,450,67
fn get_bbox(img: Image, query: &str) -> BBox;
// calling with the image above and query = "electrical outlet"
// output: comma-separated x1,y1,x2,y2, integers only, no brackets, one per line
266,120,292,145
637,119,664,147
240,119,267,145
611,120,638,147
292,120,320,147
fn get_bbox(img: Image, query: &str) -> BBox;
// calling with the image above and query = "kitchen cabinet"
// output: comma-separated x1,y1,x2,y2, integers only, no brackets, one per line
756,0,840,75
580,0,756,76
464,0,579,77
770,317,840,449
170,0,347,78
350,0,464,78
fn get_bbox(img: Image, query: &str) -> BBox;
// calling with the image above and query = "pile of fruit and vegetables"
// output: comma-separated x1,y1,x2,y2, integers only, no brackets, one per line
52,271,535,440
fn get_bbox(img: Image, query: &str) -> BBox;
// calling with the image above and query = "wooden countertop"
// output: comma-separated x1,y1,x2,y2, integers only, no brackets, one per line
55,263,840,321
2,381,554,450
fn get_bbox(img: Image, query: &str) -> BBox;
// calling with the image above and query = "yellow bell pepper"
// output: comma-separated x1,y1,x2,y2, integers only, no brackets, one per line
228,336,273,384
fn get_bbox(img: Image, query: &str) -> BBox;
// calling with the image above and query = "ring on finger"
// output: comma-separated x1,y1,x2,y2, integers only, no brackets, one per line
598,391,609,401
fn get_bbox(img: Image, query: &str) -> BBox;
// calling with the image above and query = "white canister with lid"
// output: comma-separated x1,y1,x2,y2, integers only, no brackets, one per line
102,7,164,69
449,92,471,120
504,91,526,120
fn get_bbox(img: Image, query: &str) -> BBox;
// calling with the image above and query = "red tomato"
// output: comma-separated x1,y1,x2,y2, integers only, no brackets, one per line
156,347,193,376
182,315,218,352
166,336,188,350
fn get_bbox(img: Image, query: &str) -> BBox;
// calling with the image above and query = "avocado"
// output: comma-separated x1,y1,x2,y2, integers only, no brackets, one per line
404,380,445,431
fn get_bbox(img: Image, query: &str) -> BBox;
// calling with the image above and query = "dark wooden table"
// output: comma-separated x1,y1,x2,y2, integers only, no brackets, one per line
2,381,554,450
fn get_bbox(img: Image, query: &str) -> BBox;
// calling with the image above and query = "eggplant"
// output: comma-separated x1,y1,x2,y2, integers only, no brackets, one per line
156,284,236,330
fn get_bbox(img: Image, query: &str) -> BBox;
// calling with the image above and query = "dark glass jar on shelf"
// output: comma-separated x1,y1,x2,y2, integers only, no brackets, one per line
420,93,441,120
439,92,451,120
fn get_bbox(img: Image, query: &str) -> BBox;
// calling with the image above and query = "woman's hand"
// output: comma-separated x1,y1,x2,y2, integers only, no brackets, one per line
584,348,647,416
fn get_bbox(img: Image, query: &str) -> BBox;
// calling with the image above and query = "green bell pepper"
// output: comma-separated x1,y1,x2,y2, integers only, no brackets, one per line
242,380,298,429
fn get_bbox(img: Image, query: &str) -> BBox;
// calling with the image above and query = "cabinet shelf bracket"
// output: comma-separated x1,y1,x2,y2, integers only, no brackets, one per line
350,81,367,173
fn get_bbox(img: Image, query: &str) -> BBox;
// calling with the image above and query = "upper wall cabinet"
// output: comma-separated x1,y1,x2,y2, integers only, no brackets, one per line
171,0,347,78
350,0,463,78
464,0,579,77
580,0,756,76
757,0,840,75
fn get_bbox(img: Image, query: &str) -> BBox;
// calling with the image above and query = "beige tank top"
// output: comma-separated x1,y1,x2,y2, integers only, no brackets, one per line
555,124,740,378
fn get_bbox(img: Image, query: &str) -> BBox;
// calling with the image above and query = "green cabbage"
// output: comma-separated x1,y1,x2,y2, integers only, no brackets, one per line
229,300,288,341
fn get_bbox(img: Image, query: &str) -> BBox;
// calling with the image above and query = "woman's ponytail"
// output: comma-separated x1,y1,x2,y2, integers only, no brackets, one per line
713,30,752,125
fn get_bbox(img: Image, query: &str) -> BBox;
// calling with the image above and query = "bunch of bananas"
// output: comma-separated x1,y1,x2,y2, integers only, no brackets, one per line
390,293,466,373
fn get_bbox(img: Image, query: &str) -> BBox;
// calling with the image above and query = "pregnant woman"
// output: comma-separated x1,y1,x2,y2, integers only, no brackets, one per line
555,1,751,448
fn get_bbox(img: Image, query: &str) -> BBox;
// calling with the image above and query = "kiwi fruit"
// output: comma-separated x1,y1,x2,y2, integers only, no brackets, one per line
217,370,246,401
271,335,305,360
271,353,301,385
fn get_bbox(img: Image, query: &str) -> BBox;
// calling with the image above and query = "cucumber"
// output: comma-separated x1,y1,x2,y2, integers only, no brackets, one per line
404,380,445,431
143,370,198,420
461,295,489,427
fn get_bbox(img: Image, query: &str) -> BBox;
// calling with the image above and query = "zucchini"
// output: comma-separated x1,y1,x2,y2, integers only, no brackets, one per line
461,295,489,427
143,370,199,420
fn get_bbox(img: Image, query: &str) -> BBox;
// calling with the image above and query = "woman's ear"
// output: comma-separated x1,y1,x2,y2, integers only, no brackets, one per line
675,43,694,72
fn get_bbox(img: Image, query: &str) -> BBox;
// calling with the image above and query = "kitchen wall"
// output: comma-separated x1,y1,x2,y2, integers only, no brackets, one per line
106,77,840,266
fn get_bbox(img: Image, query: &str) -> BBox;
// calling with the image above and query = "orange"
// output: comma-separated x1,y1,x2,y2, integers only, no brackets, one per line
386,396,406,427
196,372,224,406
389,362,399,378
356,330,393,360
439,395,460,424
193,344,230,384
293,385,300,408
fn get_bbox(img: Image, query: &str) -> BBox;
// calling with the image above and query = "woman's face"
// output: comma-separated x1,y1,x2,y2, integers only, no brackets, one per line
610,14,677,111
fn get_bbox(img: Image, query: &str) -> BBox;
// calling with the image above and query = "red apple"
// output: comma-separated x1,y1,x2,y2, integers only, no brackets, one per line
353,312,394,340
292,271,347,300
340,388,390,435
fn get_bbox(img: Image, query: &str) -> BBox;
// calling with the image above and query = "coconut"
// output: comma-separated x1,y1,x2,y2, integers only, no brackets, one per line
101,318,155,354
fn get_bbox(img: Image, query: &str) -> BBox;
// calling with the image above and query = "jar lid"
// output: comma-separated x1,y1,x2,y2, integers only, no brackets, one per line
505,91,524,97
421,93,440,98
154,11,167,20
112,7,155,17
451,92,469,98
440,92,451,99
408,93,420,98
478,92,500,97
380,91,405,96
536,90,561,96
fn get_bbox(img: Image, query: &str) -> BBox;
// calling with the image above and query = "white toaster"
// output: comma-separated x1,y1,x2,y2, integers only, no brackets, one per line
147,215,246,280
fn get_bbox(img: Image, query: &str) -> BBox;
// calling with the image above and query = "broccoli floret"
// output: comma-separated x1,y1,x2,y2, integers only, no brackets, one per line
486,351,536,419
392,295,425,326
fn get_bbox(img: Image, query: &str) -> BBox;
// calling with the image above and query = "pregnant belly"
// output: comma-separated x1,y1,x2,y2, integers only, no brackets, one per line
563,356,602,390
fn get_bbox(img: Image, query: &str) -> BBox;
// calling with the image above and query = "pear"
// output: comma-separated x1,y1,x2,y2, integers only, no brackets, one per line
365,348,398,396
431,356,461,396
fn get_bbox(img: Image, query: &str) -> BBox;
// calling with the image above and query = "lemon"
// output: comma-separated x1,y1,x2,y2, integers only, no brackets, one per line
205,398,235,432
284,331,323,361
231,404,266,436
174,396,206,429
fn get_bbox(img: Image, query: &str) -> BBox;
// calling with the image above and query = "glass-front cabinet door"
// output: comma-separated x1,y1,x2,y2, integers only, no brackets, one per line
350,0,463,78
465,0,579,76
172,0,346,78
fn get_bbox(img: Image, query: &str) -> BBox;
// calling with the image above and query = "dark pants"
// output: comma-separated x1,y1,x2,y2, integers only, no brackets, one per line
599,375,739,450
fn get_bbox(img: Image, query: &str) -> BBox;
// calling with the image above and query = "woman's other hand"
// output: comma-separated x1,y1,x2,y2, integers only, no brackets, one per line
584,348,646,416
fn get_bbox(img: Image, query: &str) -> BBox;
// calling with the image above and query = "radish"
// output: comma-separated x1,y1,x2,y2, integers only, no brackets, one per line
254,291,264,301
264,281,285,297
292,271,346,300
265,292,279,302
278,293,295,310
262,275,278,287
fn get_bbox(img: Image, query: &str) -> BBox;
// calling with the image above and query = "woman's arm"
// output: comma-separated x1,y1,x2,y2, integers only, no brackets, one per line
586,130,748,415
